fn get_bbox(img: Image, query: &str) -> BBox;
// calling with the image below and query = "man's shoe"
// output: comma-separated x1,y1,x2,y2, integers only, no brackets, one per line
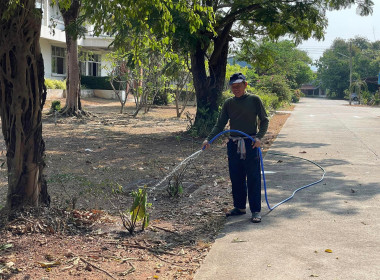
226,208,246,217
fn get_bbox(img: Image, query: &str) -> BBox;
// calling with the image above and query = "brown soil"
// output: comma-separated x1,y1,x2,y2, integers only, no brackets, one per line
0,98,291,280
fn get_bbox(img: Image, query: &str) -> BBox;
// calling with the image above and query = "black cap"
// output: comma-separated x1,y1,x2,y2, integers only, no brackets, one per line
229,73,246,85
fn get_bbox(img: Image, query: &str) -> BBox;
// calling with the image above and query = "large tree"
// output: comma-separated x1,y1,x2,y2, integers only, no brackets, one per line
57,0,86,116
316,37,380,98
316,39,352,98
0,0,50,211
184,0,374,135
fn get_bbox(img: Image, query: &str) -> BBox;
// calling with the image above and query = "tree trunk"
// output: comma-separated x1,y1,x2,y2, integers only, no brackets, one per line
0,1,50,210
60,0,84,117
190,22,233,137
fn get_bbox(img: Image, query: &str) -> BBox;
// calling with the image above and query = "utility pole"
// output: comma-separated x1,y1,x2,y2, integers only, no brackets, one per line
349,42,353,105
377,71,380,101
338,43,354,105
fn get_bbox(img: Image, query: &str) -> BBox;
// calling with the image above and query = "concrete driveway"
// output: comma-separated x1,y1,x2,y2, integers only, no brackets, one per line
195,98,380,280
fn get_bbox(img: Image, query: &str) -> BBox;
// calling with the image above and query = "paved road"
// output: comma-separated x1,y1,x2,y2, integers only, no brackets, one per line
195,98,380,280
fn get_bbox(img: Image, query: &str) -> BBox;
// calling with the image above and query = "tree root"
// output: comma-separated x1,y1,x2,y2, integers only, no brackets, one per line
58,106,92,118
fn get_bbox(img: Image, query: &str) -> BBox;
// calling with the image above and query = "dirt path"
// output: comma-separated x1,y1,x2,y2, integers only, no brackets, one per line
0,98,291,279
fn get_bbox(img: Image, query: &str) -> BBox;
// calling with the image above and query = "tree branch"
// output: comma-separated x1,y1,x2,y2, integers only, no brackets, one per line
216,4,262,31
209,21,233,66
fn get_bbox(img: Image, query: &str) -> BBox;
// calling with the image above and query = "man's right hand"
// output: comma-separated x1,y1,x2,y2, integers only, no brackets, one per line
202,140,210,150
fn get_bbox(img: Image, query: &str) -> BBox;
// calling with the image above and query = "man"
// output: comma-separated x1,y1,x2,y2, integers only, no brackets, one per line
202,73,269,223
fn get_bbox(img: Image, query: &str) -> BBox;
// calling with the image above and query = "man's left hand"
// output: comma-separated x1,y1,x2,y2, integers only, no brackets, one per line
252,138,261,149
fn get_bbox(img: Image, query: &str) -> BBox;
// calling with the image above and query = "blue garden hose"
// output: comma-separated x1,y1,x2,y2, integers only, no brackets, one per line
206,129,326,211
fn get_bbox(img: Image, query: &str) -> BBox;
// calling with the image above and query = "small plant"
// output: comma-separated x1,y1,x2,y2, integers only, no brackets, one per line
51,100,61,112
120,186,151,234
370,92,380,105
165,154,200,197
185,111,194,131
167,173,184,197
47,173,82,209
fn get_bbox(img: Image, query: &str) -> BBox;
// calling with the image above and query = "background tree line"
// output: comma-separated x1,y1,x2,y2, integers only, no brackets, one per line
316,36,380,102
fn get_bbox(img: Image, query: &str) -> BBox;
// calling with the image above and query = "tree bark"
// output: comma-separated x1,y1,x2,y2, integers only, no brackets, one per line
60,0,84,116
190,22,233,136
0,1,50,210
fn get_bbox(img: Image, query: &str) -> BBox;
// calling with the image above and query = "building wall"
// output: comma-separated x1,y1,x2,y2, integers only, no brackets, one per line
40,39,67,80
41,38,113,80
40,0,114,83
40,39,53,79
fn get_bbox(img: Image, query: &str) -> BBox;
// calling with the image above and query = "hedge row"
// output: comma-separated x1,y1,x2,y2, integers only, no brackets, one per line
81,76,113,90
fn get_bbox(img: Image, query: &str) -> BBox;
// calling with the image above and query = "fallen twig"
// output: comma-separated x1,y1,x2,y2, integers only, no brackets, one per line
80,257,116,280
151,225,178,234
104,239,119,244
120,257,140,263
152,253,197,268
123,243,177,256
118,262,136,276
60,265,74,271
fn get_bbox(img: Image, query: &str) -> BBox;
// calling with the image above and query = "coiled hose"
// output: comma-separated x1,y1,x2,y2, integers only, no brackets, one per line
207,129,326,211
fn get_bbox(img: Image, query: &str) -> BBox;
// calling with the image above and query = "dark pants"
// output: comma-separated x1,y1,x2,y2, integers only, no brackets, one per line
227,139,261,213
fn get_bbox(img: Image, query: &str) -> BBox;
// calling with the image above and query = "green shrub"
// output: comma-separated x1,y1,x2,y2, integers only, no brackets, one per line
327,91,339,99
81,76,113,90
291,89,303,103
291,94,299,103
372,92,380,105
361,90,371,105
254,75,292,103
251,88,280,113
51,100,61,111
45,79,55,89
153,89,173,105
53,79,66,89
45,78,66,89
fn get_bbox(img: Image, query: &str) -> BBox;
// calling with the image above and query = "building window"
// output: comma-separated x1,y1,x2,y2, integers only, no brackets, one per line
52,46,66,75
79,52,101,76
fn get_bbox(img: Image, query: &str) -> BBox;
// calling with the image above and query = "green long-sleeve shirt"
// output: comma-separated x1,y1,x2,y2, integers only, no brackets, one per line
207,93,269,141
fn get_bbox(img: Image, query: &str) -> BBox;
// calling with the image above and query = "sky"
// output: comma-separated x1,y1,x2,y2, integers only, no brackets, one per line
298,1,380,62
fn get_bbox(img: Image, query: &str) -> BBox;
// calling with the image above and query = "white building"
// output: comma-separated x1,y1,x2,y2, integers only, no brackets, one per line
38,0,113,80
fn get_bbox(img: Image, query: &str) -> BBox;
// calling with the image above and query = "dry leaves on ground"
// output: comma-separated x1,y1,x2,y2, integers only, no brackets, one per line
0,98,291,279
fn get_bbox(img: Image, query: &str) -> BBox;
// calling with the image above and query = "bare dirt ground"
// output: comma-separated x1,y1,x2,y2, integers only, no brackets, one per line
0,98,291,280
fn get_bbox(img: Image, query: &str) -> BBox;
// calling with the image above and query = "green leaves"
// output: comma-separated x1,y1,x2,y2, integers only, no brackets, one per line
316,37,380,99
130,188,148,223
0,243,13,251
80,0,214,63
235,39,314,89
120,186,151,234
